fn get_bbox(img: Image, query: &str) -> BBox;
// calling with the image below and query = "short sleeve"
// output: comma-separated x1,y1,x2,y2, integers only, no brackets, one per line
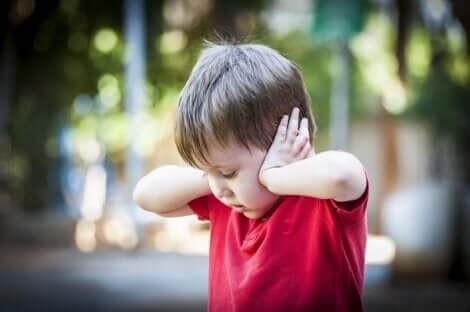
188,194,211,221
329,168,369,223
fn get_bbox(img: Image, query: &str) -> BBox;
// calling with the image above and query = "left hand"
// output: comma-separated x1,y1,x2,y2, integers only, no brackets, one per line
259,107,314,185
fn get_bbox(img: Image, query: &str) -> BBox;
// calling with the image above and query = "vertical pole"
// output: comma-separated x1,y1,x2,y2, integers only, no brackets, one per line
329,42,350,150
124,0,146,220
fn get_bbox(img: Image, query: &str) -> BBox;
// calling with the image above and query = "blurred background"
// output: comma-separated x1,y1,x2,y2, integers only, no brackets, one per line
1,0,470,311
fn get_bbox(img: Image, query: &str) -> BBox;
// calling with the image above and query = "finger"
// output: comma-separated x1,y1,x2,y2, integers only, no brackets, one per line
299,117,309,139
274,115,288,143
292,133,309,154
287,107,300,144
295,140,311,159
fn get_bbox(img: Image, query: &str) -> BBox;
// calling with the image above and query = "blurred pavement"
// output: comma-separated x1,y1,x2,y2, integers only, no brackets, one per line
0,247,469,311
0,247,208,311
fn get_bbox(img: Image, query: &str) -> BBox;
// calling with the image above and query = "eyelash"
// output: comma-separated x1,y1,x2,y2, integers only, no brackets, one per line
202,170,238,179
221,171,237,179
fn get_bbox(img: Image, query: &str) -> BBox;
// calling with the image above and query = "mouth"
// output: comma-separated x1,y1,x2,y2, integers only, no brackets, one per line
230,204,245,213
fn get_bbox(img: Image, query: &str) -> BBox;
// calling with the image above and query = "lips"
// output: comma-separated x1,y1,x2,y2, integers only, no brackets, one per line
233,206,244,213
228,203,244,212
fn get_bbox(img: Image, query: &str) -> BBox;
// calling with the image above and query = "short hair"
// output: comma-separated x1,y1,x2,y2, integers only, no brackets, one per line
175,41,317,168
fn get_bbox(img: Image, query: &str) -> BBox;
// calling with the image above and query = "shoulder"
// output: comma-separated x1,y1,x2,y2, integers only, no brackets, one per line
188,194,233,221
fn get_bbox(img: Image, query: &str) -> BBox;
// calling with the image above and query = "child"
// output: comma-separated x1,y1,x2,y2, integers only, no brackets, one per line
133,42,369,312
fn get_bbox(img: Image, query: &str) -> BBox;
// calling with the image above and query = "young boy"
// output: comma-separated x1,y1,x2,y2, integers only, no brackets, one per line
133,42,369,312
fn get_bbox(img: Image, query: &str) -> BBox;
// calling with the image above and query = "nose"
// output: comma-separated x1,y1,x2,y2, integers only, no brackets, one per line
219,189,233,198
215,183,234,199
211,177,234,199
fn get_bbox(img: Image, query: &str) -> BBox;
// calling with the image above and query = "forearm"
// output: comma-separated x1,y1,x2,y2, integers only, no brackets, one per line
260,151,349,199
133,165,211,214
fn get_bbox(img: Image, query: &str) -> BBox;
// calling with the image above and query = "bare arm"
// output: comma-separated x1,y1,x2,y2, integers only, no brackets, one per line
260,150,367,202
132,165,211,217
258,108,366,202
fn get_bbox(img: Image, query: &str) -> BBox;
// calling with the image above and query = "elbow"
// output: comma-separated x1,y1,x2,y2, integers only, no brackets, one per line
132,173,171,216
330,170,355,201
132,166,172,209
333,170,349,189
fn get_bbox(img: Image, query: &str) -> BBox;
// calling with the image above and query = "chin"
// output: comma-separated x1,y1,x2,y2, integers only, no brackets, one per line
243,209,270,220
243,212,259,220
242,197,279,220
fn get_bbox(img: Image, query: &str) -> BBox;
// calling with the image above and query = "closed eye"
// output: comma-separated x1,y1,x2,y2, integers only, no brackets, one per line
222,171,237,179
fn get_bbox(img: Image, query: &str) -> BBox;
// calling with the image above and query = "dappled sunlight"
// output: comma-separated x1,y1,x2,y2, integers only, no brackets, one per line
163,0,213,30
98,74,121,110
77,137,102,165
94,28,119,54
152,218,210,255
147,216,210,255
80,164,106,221
382,79,407,115
102,216,139,250
366,234,396,266
75,219,97,253
160,30,188,55
350,14,408,115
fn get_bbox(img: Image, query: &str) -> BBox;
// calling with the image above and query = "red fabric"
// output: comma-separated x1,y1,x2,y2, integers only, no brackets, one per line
189,177,369,312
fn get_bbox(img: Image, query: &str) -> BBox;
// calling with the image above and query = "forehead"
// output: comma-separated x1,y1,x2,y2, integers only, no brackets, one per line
198,142,260,170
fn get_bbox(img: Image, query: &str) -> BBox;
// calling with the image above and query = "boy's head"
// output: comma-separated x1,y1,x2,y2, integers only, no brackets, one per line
175,42,316,167
175,41,316,219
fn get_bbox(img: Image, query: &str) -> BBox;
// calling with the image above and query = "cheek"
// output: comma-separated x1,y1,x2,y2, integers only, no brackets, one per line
233,174,267,203
234,181,257,200
207,178,217,192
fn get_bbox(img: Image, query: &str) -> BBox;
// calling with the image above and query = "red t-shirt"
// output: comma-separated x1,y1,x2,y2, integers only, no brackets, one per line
189,177,369,312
